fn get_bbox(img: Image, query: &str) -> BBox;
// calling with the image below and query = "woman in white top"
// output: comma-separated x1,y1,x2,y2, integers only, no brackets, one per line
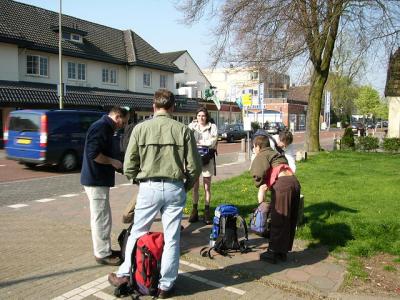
188,107,218,224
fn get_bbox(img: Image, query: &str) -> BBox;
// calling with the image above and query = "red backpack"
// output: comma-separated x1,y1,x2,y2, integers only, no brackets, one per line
115,231,164,298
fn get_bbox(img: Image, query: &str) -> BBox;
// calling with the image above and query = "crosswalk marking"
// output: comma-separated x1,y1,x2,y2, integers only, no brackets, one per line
35,198,56,203
8,203,28,209
59,193,79,198
53,259,246,299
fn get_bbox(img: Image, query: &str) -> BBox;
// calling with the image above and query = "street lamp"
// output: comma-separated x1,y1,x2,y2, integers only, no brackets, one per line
58,0,63,109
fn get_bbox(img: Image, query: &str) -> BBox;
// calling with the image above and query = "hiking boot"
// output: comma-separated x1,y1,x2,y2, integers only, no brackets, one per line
108,273,129,287
95,254,121,266
188,208,199,223
157,286,175,299
259,250,278,264
277,252,287,262
204,207,212,225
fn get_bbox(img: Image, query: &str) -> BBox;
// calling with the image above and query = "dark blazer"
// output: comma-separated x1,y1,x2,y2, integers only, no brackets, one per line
80,115,116,187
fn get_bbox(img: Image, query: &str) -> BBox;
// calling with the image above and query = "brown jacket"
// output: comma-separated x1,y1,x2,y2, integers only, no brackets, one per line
250,148,288,188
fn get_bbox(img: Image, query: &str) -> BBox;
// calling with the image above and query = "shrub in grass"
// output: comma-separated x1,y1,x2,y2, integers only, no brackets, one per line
341,128,355,149
382,138,400,152
356,136,379,152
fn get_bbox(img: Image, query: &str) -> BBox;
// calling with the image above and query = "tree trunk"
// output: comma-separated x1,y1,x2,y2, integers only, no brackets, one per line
305,69,329,152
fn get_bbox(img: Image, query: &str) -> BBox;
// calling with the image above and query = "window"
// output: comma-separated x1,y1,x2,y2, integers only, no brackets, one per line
102,68,117,84
110,69,117,84
160,75,167,88
77,63,85,80
68,62,86,80
143,72,151,87
62,32,83,43
250,71,258,80
102,69,108,83
68,62,76,79
27,55,48,77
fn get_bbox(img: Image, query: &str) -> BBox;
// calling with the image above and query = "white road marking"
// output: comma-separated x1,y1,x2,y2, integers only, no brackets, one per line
118,183,132,186
110,187,117,189
0,164,6,167
54,259,245,299
35,198,56,203
8,204,28,209
216,161,242,167
59,193,79,198
93,291,116,300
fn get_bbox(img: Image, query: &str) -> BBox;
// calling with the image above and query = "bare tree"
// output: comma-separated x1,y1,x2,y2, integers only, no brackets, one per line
177,0,400,151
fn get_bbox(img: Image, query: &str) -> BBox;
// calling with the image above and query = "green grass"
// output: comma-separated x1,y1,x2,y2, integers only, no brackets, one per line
186,151,400,257
383,265,396,272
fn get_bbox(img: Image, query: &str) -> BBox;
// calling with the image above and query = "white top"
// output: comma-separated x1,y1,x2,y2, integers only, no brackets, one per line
188,121,218,149
271,134,296,173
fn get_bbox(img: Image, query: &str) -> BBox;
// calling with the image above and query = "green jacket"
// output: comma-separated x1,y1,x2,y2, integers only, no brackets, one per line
250,147,288,188
123,111,202,191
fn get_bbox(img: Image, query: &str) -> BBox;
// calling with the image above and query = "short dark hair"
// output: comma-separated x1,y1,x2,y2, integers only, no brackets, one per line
279,130,293,146
253,135,270,149
109,106,129,118
154,89,175,109
196,107,210,123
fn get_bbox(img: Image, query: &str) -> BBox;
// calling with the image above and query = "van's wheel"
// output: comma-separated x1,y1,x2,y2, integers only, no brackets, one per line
59,152,78,171
24,162,37,169
228,136,234,143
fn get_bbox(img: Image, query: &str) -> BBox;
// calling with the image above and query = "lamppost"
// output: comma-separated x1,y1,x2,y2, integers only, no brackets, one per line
58,0,63,109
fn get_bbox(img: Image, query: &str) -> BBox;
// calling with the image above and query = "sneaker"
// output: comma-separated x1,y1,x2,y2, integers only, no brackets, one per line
122,213,134,224
188,208,199,223
95,254,121,266
157,287,175,299
108,273,129,287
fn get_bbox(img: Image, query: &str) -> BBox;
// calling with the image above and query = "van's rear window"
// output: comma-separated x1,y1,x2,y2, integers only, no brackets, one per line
9,113,41,132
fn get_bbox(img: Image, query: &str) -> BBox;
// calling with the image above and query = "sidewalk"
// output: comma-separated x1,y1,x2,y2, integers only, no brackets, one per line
0,156,397,300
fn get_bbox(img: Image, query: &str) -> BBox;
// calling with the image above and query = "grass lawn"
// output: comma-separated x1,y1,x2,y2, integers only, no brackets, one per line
185,151,400,258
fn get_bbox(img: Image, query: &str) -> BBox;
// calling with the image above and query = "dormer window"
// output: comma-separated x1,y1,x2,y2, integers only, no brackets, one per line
62,32,82,43
51,25,87,44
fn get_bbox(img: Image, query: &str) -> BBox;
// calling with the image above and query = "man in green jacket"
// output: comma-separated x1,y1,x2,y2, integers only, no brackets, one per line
108,89,202,299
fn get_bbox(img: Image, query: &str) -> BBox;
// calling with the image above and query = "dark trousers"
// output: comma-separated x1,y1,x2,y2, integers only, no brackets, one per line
269,175,301,253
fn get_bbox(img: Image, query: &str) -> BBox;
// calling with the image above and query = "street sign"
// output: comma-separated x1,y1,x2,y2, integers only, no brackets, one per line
242,94,252,106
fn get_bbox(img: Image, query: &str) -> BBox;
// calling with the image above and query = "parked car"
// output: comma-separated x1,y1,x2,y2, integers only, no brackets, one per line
350,122,366,136
263,121,286,134
4,109,105,171
218,124,247,142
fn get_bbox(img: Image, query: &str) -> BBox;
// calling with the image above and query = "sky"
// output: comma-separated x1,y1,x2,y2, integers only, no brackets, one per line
14,0,389,95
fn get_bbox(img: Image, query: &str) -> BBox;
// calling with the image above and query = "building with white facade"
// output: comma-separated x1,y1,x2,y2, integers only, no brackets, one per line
385,48,400,138
203,67,307,130
0,0,199,147
162,50,211,99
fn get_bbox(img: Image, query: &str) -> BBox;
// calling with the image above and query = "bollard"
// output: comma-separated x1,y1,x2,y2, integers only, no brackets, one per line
297,194,305,226
241,138,246,152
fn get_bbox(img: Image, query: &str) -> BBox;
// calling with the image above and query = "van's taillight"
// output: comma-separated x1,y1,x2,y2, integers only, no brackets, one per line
40,114,48,148
3,116,9,146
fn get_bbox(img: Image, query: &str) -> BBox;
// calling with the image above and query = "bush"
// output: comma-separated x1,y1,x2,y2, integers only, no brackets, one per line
356,136,379,152
382,138,400,152
341,127,355,149
251,122,260,132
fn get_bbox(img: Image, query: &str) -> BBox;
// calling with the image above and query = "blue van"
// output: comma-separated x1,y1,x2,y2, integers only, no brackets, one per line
5,109,105,171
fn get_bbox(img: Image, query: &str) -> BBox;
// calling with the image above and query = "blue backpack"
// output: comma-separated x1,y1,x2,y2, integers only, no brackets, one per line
201,204,249,258
249,202,271,238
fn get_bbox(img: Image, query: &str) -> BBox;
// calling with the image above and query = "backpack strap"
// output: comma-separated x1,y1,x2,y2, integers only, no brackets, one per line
236,215,251,253
268,134,284,154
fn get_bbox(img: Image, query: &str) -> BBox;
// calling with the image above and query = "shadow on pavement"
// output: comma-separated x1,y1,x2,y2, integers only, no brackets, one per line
0,265,103,288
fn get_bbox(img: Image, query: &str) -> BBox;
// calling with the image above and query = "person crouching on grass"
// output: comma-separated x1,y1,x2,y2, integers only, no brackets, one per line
250,135,301,264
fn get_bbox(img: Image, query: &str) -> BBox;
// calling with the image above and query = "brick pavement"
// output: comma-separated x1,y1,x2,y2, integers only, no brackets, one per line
0,152,397,300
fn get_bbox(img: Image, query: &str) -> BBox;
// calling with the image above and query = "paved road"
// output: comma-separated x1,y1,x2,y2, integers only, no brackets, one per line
0,130,341,206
